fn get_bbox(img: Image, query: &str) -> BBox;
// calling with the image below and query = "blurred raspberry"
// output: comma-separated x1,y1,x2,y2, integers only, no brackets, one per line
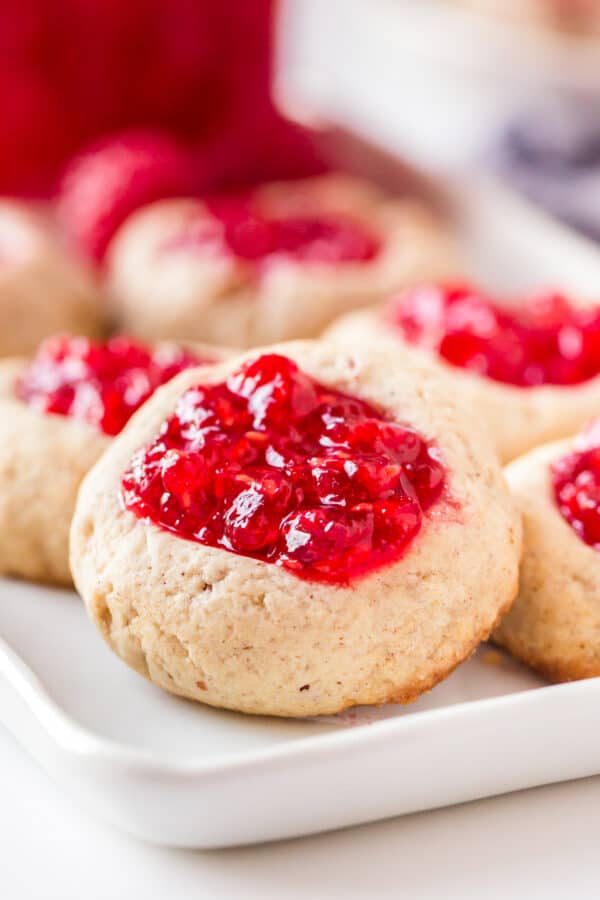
57,129,204,263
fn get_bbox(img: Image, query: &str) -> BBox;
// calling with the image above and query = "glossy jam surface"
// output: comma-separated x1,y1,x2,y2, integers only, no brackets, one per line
165,198,381,266
18,336,205,436
552,420,600,548
390,284,600,387
121,354,446,584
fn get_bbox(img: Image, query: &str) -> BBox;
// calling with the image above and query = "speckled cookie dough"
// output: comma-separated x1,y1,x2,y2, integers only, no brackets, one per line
71,340,521,717
106,174,460,348
0,200,102,357
326,307,600,463
0,357,108,585
494,436,600,681
0,340,226,586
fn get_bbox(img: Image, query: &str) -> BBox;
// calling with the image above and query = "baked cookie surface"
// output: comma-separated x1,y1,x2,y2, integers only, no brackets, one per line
0,336,223,586
494,427,600,681
0,356,108,585
106,174,459,348
326,285,600,462
0,200,101,357
70,340,521,717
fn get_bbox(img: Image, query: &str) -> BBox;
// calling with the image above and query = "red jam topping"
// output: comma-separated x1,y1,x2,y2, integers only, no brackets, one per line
390,284,600,387
164,197,381,266
552,420,600,548
17,335,207,436
121,353,446,584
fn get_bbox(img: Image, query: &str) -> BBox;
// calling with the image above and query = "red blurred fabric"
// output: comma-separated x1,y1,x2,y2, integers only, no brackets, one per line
0,0,321,195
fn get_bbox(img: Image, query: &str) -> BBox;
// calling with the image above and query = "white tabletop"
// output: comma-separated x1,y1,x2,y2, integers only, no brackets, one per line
2,725,598,900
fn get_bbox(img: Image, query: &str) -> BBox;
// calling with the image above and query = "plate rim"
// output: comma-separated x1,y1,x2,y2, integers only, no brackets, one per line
3,630,600,779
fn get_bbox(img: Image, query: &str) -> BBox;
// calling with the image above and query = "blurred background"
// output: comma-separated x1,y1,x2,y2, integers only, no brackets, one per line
280,0,600,243
5,0,600,238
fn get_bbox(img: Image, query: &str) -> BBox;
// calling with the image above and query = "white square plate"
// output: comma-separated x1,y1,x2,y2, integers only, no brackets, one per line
2,130,600,848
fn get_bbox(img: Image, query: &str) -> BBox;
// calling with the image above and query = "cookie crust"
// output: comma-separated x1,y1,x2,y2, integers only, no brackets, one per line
106,175,459,348
326,308,600,462
494,438,600,681
70,340,521,717
0,341,227,586
0,201,101,357
0,358,107,585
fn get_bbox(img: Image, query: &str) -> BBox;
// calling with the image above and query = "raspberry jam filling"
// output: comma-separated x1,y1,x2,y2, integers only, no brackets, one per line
389,283,600,387
164,197,381,266
121,353,446,584
17,335,207,436
552,420,600,548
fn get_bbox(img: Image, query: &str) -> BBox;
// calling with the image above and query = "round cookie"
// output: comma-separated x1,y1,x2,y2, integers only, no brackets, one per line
0,336,225,586
70,340,521,718
494,426,600,681
106,174,460,348
326,287,600,462
0,200,101,356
